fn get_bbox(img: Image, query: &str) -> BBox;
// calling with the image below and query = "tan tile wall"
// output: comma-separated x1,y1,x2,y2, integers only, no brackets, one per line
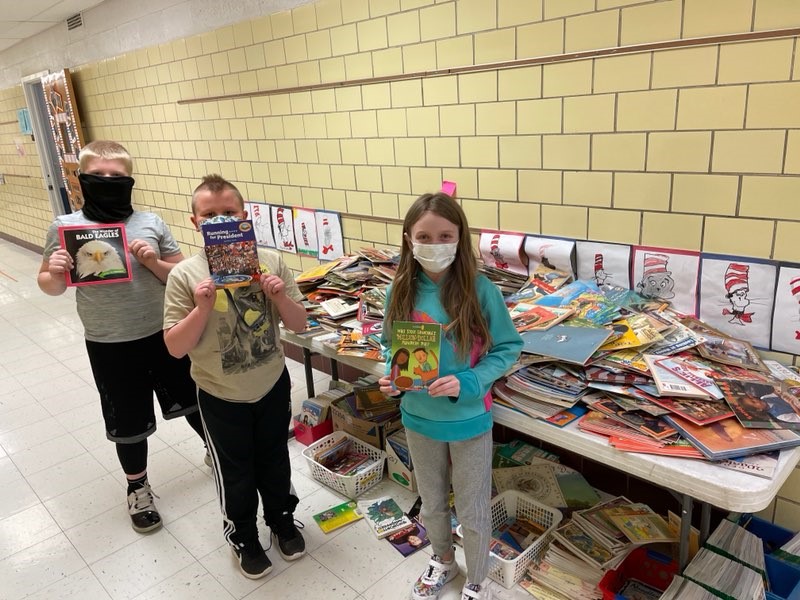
3,0,800,527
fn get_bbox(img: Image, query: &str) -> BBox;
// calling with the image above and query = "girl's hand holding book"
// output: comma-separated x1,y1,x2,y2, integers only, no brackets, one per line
378,375,402,397
426,374,460,398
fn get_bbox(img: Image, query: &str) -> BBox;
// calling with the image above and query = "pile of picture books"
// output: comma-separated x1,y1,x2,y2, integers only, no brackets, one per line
297,384,351,427
521,541,604,599
334,383,400,424
310,494,431,557
774,529,800,565
312,435,377,476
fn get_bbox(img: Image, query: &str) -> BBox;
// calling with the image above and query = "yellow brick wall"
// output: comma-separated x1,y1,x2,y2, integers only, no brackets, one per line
3,0,800,527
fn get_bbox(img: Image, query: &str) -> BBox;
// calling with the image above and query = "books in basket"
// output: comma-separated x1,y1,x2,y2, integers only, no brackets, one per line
389,321,442,391
357,496,412,539
58,223,132,286
313,437,374,475
201,219,262,289
312,500,363,533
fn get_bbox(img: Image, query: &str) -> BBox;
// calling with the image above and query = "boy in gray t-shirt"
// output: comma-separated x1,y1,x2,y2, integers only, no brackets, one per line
37,140,207,534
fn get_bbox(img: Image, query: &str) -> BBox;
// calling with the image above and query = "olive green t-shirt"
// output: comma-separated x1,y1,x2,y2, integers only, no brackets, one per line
163,249,303,402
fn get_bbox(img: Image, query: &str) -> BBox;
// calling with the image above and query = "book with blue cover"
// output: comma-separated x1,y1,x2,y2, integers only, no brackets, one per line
520,324,611,366
201,219,262,289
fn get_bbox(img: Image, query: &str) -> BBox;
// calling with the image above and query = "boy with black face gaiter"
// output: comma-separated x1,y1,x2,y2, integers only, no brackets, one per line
37,140,208,534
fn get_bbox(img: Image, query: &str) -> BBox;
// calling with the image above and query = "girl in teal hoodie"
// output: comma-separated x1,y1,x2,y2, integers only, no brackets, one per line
379,192,523,600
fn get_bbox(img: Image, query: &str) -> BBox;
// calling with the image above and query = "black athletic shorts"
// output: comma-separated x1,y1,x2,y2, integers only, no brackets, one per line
85,331,199,443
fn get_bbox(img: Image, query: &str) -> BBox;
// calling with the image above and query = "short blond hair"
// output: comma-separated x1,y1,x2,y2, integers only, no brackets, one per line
191,174,245,214
78,140,133,175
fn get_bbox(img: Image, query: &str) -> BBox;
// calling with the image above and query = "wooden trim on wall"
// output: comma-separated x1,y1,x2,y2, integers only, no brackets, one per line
178,27,800,105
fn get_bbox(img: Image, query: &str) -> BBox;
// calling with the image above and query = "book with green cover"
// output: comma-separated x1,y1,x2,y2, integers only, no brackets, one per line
389,321,442,392
313,500,363,533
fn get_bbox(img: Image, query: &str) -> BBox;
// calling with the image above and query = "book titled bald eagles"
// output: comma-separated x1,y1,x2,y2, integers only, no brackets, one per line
201,219,262,289
389,321,442,392
58,223,132,287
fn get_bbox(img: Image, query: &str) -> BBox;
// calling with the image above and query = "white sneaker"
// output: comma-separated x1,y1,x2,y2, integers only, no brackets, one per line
460,580,491,600
127,482,161,533
411,551,458,600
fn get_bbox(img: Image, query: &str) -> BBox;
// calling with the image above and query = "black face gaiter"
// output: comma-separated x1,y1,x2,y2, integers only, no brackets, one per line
78,173,135,223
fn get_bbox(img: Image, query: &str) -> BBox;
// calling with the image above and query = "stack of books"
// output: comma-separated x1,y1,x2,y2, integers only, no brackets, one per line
313,436,375,476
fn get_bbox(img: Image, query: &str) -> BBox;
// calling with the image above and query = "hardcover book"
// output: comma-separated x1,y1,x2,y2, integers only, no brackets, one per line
58,223,132,286
389,321,442,391
357,496,413,539
313,500,363,533
716,377,800,430
201,219,262,288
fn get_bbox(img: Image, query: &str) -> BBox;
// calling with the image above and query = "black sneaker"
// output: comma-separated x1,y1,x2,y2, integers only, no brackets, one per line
231,539,272,579
127,483,162,533
270,513,306,561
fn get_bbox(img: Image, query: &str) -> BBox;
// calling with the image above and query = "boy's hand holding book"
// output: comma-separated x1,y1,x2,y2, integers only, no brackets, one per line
194,277,217,312
48,248,74,276
260,273,286,300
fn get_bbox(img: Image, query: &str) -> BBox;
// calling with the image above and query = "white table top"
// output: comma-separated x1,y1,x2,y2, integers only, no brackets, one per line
282,330,800,513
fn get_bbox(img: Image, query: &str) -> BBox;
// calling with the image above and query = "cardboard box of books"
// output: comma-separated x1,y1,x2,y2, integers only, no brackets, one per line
385,429,416,492
331,395,403,450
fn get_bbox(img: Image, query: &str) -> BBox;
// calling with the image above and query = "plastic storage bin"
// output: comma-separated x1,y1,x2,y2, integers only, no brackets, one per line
486,490,563,589
302,431,386,499
744,515,795,554
766,554,800,600
598,547,678,600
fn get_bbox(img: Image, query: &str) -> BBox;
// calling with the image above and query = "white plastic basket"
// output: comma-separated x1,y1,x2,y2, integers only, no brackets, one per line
302,431,386,499
487,490,563,589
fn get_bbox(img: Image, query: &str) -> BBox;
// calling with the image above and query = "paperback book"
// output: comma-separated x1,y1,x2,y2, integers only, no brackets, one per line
313,500,363,533
387,516,430,556
663,414,800,459
520,324,612,366
389,321,442,391
357,496,413,539
58,223,132,286
642,354,711,399
508,304,574,333
201,219,262,288
716,377,800,430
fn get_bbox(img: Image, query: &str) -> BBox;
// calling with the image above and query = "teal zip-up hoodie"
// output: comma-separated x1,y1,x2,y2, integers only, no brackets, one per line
382,272,523,442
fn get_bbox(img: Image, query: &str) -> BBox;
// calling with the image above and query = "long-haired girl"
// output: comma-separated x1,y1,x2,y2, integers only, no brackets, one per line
379,192,523,600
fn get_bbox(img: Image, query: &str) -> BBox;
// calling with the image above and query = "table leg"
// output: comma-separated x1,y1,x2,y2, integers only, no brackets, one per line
679,494,693,570
700,502,711,547
331,358,339,381
302,347,316,398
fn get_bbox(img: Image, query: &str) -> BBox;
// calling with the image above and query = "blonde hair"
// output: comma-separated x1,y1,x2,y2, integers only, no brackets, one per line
78,140,133,175
191,174,245,214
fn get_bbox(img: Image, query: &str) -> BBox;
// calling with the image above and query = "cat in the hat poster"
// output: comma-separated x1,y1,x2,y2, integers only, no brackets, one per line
270,205,296,253
770,264,800,354
576,241,631,289
292,207,319,257
631,246,700,315
315,211,344,260
478,231,527,276
698,254,777,349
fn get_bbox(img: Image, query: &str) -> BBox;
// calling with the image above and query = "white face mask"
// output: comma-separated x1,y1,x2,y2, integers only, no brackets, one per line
412,242,458,274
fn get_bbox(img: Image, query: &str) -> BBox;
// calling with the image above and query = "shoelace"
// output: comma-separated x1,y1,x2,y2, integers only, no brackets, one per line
421,556,447,584
265,516,305,551
130,484,160,512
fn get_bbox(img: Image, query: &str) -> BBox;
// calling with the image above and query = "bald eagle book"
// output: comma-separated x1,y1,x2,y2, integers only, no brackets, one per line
58,223,132,286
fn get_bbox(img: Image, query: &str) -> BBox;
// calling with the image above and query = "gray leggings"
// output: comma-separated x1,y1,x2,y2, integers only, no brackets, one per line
406,428,493,585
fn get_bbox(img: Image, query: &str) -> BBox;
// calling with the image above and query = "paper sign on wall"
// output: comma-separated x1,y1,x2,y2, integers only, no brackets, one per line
576,241,632,289
524,236,576,279
772,264,800,354
271,205,297,254
631,246,700,316
315,211,344,261
293,208,319,257
246,202,276,248
479,231,528,276
699,255,776,349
